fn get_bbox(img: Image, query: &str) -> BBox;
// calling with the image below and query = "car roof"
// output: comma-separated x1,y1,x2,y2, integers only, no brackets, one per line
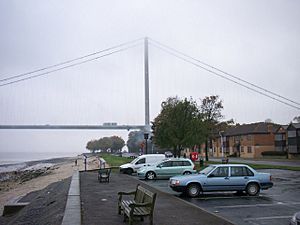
166,158,191,161
211,164,250,167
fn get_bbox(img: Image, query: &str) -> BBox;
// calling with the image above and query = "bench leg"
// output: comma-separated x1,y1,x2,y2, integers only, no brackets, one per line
150,216,153,225
118,205,121,215
129,217,133,225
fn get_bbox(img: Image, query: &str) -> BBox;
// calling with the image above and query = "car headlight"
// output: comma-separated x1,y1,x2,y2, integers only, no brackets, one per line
170,179,180,185
291,214,296,223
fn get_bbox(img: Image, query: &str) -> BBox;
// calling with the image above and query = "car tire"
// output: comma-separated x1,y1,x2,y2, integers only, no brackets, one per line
126,168,133,175
183,171,192,175
187,183,201,197
146,171,156,180
246,183,260,196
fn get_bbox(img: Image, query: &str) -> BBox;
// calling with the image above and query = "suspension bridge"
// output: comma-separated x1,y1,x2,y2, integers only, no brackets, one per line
0,37,299,133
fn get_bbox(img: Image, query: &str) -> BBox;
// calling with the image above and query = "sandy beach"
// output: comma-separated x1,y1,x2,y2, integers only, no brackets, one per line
0,154,100,215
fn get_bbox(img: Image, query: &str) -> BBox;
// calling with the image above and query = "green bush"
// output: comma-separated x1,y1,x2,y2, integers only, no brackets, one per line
261,151,287,156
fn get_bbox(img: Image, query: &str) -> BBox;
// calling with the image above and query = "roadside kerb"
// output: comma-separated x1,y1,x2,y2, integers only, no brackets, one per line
61,170,81,225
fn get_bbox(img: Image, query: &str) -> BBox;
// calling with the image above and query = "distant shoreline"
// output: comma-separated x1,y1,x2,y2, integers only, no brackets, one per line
0,151,84,167
0,156,77,174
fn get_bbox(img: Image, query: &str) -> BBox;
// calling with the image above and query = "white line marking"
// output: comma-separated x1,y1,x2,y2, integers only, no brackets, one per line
244,215,292,221
194,195,261,200
215,202,300,209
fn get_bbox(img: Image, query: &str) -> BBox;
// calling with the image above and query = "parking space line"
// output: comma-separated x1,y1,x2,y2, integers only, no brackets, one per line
244,215,292,221
194,195,262,200
215,202,300,209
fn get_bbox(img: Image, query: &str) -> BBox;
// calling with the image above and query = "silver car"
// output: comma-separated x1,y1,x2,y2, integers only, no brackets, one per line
137,158,196,180
170,164,273,197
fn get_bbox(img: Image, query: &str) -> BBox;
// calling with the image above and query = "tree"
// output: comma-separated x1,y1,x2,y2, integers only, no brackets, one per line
293,116,300,123
265,118,273,123
152,97,206,157
86,136,125,153
200,95,224,161
86,139,99,153
110,136,125,153
127,130,144,153
98,137,113,152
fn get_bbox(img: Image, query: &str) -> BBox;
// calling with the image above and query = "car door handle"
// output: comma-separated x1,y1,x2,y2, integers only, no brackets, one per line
224,177,229,180
244,176,249,179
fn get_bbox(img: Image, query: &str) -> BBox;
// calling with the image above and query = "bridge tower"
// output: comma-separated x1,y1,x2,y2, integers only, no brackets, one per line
144,37,150,130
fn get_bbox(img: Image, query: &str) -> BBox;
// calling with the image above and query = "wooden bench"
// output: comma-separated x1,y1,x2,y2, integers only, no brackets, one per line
98,168,111,183
118,184,157,225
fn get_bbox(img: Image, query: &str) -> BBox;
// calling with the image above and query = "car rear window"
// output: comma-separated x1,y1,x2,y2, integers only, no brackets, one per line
182,161,191,166
171,160,191,166
231,166,254,177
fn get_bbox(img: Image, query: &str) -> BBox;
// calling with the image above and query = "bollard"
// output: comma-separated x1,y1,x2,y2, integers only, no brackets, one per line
199,157,204,167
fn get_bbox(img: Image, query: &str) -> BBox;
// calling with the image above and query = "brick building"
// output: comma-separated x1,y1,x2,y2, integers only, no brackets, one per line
212,122,280,158
274,125,288,152
287,123,300,158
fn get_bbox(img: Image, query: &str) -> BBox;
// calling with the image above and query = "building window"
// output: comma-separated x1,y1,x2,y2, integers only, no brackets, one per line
247,146,252,153
247,135,252,141
288,130,296,137
275,134,284,141
241,146,244,152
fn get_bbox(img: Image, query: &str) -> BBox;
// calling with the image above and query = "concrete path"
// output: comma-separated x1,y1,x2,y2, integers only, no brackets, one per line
61,171,81,225
80,171,234,225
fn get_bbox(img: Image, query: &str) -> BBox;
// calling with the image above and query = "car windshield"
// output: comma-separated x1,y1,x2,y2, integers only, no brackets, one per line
199,165,215,175
130,157,139,164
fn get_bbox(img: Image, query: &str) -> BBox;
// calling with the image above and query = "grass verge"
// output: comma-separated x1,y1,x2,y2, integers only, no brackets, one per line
100,153,132,167
98,154,300,172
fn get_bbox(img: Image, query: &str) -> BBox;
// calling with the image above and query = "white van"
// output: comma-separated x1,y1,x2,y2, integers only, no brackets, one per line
120,154,166,175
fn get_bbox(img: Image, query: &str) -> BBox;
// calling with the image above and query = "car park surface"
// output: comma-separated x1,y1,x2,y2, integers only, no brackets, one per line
137,169,300,225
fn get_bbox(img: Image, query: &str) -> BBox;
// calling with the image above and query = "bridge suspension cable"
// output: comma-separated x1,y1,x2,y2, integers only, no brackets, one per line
149,38,300,111
0,38,143,86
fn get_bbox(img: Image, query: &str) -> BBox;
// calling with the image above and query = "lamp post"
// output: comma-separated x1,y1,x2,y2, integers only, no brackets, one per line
219,131,224,158
144,133,149,154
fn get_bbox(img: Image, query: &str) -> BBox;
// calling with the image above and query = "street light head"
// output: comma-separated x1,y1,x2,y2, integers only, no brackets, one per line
144,133,149,140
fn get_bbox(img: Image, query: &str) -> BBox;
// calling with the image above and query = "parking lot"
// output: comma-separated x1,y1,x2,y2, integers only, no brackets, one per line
136,169,300,225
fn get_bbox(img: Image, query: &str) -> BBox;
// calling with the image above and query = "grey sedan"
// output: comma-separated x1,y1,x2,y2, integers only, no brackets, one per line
169,164,273,197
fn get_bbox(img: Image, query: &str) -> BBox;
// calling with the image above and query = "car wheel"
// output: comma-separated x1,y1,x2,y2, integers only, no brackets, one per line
146,171,156,180
126,168,133,175
246,183,260,196
187,183,201,197
183,171,192,175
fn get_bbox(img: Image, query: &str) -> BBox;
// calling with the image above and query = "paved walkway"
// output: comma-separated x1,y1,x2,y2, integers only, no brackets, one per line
80,171,234,225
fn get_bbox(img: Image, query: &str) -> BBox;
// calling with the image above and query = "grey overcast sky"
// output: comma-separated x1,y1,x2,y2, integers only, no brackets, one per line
0,0,299,154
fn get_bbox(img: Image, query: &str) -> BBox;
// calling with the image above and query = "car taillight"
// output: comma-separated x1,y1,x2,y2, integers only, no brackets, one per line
193,165,196,170
270,175,272,181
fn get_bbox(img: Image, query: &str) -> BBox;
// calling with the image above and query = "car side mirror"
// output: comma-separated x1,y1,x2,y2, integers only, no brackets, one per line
208,174,215,178
157,165,162,168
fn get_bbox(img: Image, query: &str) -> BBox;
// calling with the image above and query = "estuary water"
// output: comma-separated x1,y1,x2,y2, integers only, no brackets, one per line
0,151,80,165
